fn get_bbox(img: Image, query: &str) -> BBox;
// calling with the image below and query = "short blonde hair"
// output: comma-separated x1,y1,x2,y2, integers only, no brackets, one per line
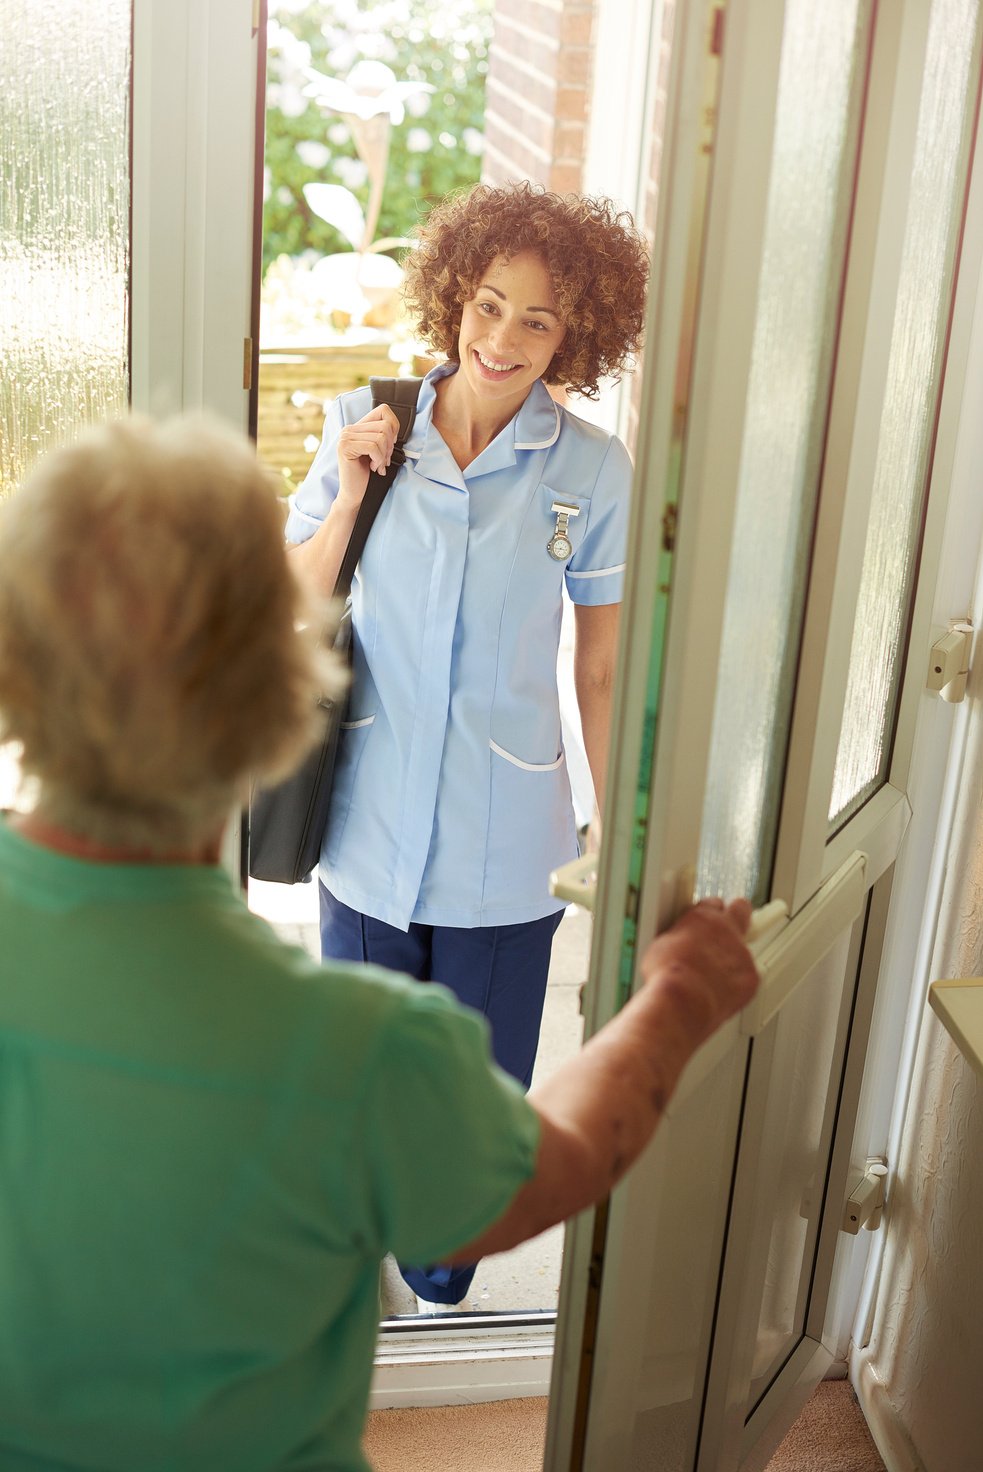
0,415,343,853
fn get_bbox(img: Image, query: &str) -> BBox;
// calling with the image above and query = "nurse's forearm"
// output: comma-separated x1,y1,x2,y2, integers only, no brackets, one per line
573,601,620,818
448,900,758,1262
576,672,612,817
287,498,361,598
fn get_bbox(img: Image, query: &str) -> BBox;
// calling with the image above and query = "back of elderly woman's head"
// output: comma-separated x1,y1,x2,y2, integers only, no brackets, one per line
0,416,336,854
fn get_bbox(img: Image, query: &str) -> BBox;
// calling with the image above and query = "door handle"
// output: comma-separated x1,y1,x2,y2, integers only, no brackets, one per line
550,849,869,1038
549,852,599,911
741,851,868,1036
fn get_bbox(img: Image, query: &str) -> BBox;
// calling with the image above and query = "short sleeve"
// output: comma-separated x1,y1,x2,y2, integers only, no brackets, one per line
282,397,347,545
564,433,633,606
360,983,540,1265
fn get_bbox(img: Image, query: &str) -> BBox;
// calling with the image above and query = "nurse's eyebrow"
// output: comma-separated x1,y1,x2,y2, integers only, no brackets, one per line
479,283,560,320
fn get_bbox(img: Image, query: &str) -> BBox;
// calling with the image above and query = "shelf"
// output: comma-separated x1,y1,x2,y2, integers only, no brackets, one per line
928,978,983,1081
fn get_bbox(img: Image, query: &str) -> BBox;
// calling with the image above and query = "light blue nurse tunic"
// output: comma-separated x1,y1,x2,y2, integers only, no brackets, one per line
284,362,632,933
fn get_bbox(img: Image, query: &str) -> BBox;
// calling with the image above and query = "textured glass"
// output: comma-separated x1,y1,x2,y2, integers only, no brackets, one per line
696,0,869,904
829,0,982,824
0,0,131,499
746,933,849,1410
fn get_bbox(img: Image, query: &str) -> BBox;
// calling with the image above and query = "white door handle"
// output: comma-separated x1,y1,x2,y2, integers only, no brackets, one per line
550,852,599,911
741,851,869,1036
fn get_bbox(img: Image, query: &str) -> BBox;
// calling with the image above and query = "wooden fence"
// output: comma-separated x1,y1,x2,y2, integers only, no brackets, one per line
256,340,398,492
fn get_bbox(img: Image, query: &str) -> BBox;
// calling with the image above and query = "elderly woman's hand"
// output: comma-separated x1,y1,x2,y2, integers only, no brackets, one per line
638,898,758,1052
336,404,401,510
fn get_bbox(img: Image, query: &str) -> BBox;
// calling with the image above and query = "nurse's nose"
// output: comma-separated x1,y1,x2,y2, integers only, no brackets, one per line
488,316,520,359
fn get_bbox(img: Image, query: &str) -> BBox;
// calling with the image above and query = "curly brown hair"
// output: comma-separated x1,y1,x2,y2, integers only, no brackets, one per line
402,181,649,399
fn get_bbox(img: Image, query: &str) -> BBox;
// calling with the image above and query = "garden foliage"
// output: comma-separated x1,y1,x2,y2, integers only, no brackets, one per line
264,0,494,274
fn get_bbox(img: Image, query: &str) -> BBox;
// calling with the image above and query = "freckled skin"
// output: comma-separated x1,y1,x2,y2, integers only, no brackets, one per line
449,898,760,1264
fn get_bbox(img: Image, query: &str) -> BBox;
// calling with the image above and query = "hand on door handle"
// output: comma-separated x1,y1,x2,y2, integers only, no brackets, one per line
746,898,789,950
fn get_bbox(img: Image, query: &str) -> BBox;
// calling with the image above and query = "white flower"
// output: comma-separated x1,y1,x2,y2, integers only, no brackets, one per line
303,59,432,127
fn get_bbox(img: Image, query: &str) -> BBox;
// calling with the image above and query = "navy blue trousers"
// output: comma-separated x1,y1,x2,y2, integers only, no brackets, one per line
319,884,563,1304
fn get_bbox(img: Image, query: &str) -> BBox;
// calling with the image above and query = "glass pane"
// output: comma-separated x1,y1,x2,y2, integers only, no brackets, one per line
0,0,131,500
746,932,851,1409
696,0,870,904
829,0,983,825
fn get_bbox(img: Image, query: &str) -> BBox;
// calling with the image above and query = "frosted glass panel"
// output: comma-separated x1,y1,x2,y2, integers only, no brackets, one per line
0,0,131,499
696,0,870,903
747,933,850,1410
829,0,982,824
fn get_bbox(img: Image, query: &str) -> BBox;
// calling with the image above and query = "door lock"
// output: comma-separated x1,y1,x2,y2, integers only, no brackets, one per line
841,1158,889,1234
927,620,973,703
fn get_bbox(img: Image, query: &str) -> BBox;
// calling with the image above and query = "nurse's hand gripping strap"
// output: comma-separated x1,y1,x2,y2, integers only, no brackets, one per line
333,375,423,601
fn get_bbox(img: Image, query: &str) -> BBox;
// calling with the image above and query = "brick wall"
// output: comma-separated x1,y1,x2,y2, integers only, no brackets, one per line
481,0,599,194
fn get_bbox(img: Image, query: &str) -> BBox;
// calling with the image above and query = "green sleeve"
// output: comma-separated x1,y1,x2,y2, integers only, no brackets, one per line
359,983,541,1266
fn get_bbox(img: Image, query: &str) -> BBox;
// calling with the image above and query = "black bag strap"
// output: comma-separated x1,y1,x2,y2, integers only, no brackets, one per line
333,376,423,598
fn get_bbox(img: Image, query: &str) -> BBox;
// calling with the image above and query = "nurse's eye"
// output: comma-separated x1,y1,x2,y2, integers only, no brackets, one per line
477,300,500,316
526,320,549,332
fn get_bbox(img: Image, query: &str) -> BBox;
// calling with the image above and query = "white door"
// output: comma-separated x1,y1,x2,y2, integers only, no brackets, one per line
546,1,983,1468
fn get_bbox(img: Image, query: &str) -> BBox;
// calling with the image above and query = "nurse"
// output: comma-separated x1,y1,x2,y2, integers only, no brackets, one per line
287,181,649,1302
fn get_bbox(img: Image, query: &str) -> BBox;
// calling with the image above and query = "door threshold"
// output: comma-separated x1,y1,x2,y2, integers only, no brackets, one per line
371,1312,555,1408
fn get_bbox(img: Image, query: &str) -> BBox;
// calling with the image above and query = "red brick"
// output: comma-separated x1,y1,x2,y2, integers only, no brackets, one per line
553,119,585,159
555,83,588,122
485,76,556,132
560,9,595,48
492,0,562,43
557,44,591,88
550,162,583,195
492,18,559,74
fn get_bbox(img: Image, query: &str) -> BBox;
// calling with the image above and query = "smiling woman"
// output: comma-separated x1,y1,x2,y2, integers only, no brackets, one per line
285,179,649,1307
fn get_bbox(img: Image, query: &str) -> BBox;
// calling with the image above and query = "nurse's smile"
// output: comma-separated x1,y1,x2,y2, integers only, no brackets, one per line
473,350,521,378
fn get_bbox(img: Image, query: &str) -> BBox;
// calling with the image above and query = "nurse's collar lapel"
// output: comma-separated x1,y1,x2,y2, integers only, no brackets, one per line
513,379,562,451
401,365,443,462
404,367,562,485
401,363,466,490
462,380,561,479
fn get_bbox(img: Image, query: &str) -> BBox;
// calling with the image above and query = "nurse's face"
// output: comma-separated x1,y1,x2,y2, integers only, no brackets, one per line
456,251,567,413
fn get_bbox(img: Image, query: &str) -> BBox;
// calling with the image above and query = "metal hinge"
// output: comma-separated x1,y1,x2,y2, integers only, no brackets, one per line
841,1158,889,1234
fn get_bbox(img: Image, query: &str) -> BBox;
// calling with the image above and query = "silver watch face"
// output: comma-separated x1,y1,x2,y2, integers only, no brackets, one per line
548,533,572,561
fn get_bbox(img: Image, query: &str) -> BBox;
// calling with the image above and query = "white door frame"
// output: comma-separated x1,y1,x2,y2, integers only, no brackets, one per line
131,0,263,882
130,0,259,429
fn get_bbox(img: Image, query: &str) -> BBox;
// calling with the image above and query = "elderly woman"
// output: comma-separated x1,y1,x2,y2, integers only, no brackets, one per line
0,416,757,1472
288,183,650,1303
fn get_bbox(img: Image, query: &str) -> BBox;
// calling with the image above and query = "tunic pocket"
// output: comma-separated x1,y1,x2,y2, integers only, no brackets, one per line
323,713,376,864
483,739,578,912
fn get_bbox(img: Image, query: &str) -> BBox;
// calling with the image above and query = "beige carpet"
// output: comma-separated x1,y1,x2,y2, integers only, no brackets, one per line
764,1379,886,1471
363,1397,547,1471
363,1379,885,1470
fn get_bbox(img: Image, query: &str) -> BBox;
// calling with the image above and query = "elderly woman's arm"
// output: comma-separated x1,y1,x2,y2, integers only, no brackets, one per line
447,900,758,1262
573,601,619,817
289,405,400,597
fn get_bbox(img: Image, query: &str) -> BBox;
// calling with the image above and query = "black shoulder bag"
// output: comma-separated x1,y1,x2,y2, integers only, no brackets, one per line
248,375,422,884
